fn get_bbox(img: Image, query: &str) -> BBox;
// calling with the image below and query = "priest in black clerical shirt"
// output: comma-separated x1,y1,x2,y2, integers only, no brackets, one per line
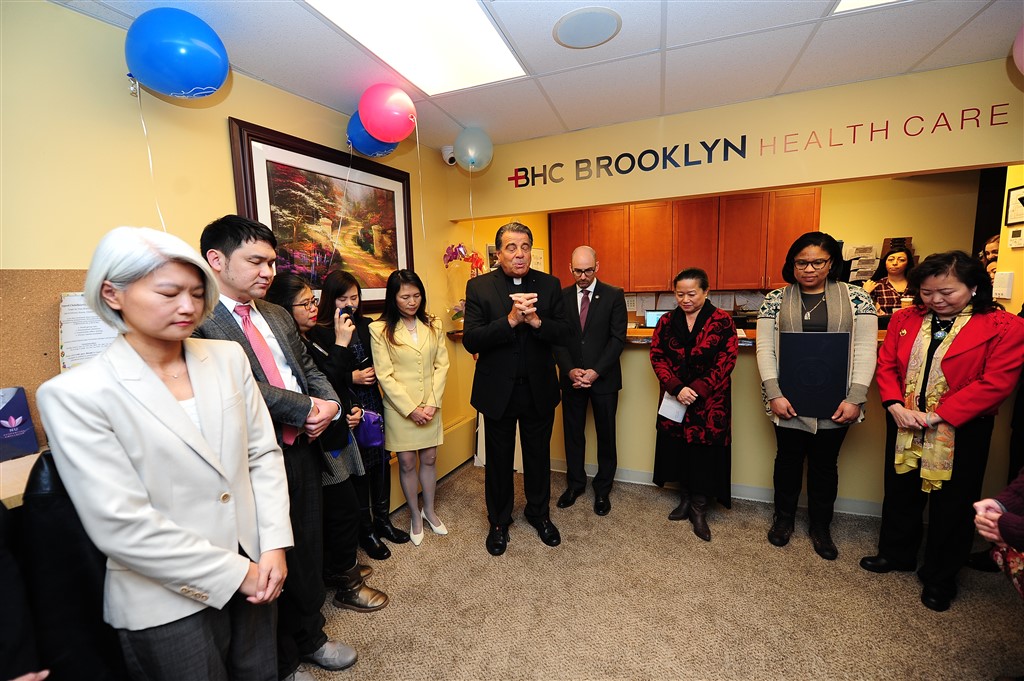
463,222,571,556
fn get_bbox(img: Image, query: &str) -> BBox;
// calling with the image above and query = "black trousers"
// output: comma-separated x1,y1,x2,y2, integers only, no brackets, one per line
561,387,618,496
276,440,327,679
772,425,849,526
118,592,277,681
322,478,359,577
876,413,994,597
484,382,556,526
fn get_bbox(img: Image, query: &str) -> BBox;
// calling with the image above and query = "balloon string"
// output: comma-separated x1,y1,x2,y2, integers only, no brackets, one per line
326,141,356,271
413,123,426,243
469,165,477,252
131,78,167,232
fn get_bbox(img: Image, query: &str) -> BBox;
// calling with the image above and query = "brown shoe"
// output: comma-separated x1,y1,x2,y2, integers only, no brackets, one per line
689,495,711,542
332,563,389,612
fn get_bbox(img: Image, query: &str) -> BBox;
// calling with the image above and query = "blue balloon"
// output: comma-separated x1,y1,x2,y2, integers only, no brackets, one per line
454,127,493,171
347,112,398,158
125,8,229,99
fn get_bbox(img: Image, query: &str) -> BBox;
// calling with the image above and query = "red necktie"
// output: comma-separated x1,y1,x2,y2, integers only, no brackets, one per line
579,289,590,331
235,304,298,445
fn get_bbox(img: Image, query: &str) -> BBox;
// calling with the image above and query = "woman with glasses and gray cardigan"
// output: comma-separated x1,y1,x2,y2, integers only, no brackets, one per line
755,231,878,561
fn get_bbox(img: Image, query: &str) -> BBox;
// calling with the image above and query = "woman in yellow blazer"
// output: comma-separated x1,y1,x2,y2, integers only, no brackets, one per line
36,227,292,681
369,270,450,546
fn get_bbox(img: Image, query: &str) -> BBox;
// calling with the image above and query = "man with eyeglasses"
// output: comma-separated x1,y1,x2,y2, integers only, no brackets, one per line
553,246,627,516
463,222,571,556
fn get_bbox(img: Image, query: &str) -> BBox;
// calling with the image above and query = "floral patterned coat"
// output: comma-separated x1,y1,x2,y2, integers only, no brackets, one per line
649,304,738,446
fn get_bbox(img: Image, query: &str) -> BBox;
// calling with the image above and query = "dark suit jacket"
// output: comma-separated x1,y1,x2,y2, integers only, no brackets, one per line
554,280,627,394
464,268,571,419
194,299,340,444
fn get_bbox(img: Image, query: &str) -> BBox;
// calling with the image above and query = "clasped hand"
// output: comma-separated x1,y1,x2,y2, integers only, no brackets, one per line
239,548,287,604
305,397,339,439
410,405,436,426
508,293,541,328
569,368,598,389
974,498,1006,546
887,403,940,430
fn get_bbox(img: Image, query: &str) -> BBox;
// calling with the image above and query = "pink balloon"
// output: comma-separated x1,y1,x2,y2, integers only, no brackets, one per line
1014,24,1024,77
358,84,417,143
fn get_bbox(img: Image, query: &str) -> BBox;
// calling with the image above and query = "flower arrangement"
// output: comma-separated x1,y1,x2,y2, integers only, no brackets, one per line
443,243,484,323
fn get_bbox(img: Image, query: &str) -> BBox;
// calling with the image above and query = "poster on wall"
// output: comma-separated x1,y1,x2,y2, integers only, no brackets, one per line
228,118,413,309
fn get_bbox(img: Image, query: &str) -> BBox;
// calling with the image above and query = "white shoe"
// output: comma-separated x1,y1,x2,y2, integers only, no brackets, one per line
422,508,448,535
410,517,424,546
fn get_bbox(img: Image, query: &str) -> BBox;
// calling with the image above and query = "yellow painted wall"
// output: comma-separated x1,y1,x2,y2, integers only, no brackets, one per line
999,165,1024,314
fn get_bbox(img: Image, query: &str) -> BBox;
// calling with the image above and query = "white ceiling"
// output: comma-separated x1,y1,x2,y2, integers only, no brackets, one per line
52,0,1024,150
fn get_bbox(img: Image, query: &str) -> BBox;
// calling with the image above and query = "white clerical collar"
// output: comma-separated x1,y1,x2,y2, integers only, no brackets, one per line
513,277,522,285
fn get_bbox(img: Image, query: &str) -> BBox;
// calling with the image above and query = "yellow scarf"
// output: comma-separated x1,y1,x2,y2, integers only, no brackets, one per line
894,308,972,492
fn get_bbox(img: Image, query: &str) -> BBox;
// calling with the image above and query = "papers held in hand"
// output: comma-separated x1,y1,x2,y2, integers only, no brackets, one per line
658,393,687,423
778,332,850,419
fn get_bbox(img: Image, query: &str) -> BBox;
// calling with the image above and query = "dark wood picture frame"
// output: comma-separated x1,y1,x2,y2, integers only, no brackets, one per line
1006,185,1024,226
228,117,412,311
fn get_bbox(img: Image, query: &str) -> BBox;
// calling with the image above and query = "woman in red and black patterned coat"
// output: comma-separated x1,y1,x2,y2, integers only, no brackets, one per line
650,268,738,542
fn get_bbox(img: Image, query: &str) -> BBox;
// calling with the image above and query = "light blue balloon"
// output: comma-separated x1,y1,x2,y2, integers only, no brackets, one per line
454,127,494,171
125,8,229,99
347,112,398,158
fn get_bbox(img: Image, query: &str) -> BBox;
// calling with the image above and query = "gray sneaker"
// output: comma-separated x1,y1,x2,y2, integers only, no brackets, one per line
301,640,358,671
282,667,316,681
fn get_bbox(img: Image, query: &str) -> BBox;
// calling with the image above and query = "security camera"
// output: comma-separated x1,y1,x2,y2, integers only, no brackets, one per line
441,145,456,166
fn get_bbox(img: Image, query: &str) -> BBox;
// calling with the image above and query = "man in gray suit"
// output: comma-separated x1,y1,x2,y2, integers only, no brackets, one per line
194,215,354,681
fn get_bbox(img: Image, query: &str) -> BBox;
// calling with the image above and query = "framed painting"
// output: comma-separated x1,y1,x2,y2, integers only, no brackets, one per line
228,117,412,309
1006,185,1024,226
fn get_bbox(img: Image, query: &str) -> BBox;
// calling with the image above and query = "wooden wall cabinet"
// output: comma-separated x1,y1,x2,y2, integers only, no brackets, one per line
550,187,819,292
629,201,673,291
549,206,629,290
673,197,719,289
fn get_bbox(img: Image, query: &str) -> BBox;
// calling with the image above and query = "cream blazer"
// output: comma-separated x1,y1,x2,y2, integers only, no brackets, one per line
369,318,449,445
36,335,293,631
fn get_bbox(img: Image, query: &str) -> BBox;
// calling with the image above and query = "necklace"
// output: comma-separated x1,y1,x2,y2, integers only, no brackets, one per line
801,292,826,320
932,316,954,340
155,363,186,379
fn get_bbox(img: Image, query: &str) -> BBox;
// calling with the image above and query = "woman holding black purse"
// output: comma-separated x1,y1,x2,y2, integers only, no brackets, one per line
266,273,387,612
314,270,410,559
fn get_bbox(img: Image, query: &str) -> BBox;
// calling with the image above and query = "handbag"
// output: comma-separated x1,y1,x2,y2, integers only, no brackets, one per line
353,409,384,449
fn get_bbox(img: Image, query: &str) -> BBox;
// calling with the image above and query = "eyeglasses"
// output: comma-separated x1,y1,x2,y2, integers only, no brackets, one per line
793,258,831,271
571,268,596,277
292,298,318,311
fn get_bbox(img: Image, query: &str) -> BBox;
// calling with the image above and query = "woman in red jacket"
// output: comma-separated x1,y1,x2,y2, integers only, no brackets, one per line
860,251,1024,612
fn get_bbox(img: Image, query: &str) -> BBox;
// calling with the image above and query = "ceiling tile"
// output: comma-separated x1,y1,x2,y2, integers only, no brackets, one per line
913,0,1024,72
666,0,831,47
780,0,984,94
429,79,565,145
664,24,816,115
538,53,662,133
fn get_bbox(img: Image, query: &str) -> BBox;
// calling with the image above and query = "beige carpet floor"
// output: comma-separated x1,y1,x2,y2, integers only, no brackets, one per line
310,462,1024,681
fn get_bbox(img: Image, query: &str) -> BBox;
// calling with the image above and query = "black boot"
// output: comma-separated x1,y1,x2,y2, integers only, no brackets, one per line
767,511,794,547
689,495,711,542
370,457,410,544
809,523,838,560
668,487,690,521
359,529,391,561
332,562,389,612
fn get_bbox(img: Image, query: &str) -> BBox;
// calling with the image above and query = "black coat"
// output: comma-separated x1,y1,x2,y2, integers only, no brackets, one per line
463,268,571,419
553,280,627,394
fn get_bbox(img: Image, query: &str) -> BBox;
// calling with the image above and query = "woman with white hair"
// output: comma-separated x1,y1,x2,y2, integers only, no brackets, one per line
36,227,293,681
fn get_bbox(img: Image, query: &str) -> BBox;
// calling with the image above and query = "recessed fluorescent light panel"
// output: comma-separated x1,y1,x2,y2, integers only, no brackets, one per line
832,0,906,14
306,0,525,96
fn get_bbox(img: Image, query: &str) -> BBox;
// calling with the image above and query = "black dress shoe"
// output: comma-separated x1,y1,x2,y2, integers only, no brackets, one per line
359,531,391,560
859,555,916,573
809,526,838,560
375,518,411,544
556,488,583,508
593,496,611,516
529,518,561,547
485,525,509,556
921,586,952,612
767,513,794,547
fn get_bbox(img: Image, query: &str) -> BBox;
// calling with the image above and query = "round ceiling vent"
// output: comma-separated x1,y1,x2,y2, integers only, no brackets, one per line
553,7,622,49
